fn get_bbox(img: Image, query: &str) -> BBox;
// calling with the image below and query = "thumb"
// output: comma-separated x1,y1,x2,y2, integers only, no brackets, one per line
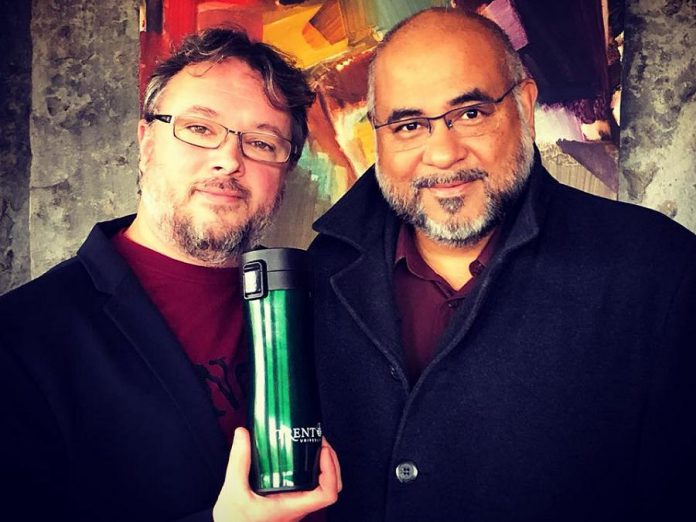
227,427,253,489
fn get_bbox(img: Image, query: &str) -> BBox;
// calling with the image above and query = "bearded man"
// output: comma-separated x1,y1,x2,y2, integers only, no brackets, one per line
309,8,696,522
0,29,340,522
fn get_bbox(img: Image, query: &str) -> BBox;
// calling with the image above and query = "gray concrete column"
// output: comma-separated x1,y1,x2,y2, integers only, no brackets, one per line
30,0,141,278
0,0,32,294
621,0,696,232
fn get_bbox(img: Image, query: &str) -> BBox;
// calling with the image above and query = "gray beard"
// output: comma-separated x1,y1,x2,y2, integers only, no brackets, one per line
376,127,535,247
141,176,284,266
169,208,273,265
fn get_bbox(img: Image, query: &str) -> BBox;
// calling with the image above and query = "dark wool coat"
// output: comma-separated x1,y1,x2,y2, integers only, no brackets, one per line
0,216,225,522
309,157,696,522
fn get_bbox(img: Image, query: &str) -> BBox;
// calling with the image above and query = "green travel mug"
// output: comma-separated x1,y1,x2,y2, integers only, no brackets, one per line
241,248,322,494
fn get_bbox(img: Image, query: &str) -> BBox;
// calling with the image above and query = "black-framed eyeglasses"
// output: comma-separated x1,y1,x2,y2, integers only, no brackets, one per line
146,114,294,164
371,82,523,151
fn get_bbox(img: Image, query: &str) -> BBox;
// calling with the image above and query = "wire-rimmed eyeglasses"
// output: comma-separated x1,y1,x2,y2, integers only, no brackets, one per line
146,114,294,164
371,82,523,151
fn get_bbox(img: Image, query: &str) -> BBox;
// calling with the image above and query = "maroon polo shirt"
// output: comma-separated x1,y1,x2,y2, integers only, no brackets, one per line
112,230,247,443
393,224,500,384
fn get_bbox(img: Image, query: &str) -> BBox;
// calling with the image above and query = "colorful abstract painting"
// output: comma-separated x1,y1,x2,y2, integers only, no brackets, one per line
140,0,624,248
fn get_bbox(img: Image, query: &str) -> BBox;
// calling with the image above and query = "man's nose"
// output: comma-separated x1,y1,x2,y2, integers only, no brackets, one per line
420,123,468,169
211,131,244,175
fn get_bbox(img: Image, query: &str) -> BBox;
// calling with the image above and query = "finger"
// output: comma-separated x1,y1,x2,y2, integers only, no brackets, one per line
321,438,342,493
267,444,339,508
329,445,342,493
316,444,339,499
227,427,252,492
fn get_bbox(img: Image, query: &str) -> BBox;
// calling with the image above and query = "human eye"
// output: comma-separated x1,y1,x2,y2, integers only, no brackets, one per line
183,122,214,135
246,136,277,152
391,119,427,137
452,103,494,125
176,117,221,139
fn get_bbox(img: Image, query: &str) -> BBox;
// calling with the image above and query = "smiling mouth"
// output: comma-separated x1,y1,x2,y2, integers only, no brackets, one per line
194,188,247,202
426,179,479,198
431,180,470,189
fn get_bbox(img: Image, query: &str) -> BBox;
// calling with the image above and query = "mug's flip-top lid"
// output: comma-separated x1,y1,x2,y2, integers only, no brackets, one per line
241,248,311,300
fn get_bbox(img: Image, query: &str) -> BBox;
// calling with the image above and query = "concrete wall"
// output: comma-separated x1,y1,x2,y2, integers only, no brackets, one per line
620,0,696,231
0,0,32,294
29,0,140,278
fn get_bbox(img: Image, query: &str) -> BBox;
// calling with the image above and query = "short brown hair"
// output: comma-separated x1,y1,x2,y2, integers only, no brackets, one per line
143,28,315,164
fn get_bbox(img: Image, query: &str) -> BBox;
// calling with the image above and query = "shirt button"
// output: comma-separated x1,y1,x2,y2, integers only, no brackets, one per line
389,366,400,380
470,260,485,276
395,461,418,483
447,301,459,309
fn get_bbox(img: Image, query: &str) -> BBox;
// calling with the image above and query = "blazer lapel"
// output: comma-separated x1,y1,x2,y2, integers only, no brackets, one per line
329,218,405,371
103,276,229,478
76,217,231,482
431,159,552,369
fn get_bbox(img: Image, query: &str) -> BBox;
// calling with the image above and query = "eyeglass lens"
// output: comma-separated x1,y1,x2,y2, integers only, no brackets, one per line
173,116,291,163
381,101,502,151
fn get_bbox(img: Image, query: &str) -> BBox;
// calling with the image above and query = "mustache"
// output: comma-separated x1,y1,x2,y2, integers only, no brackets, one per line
193,177,251,198
413,169,488,189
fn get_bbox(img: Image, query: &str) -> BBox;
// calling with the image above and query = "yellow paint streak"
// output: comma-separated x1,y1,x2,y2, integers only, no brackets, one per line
333,107,375,175
262,5,349,69
353,118,376,170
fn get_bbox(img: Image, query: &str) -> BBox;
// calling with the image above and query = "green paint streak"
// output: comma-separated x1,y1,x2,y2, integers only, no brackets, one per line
375,0,449,34
297,145,336,202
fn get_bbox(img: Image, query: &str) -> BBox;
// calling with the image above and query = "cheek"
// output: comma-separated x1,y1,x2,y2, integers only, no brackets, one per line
139,135,155,173
247,169,284,208
141,155,193,203
377,140,419,186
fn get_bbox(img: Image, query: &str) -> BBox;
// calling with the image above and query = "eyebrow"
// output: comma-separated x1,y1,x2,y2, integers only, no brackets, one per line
178,105,220,120
256,123,290,140
384,88,497,123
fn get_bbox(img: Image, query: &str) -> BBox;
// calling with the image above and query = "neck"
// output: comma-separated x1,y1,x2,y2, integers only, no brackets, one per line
125,212,239,268
413,228,493,291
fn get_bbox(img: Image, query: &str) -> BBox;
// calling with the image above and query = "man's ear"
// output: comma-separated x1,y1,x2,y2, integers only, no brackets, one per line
138,119,153,173
138,118,148,142
518,79,539,140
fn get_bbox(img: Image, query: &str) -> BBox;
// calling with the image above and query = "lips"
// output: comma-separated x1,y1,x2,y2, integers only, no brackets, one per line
414,169,487,190
430,180,469,189
426,181,475,199
193,179,250,202
194,188,247,203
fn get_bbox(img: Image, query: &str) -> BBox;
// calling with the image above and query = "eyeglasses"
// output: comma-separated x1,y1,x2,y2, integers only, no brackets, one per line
146,114,294,164
371,82,521,151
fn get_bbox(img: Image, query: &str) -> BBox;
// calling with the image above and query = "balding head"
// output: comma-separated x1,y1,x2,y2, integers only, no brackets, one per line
367,8,526,114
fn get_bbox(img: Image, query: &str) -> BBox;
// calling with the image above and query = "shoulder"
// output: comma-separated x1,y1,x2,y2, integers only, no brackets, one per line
0,256,106,341
0,257,99,316
546,181,696,260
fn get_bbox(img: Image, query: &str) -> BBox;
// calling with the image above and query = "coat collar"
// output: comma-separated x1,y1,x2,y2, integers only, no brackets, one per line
312,149,556,376
77,216,229,479
314,147,554,259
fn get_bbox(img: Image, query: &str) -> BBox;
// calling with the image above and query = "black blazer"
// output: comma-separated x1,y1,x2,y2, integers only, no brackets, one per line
0,216,227,521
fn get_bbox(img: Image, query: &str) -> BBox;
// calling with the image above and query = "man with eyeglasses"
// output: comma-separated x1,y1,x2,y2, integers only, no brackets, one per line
309,8,696,521
0,28,339,521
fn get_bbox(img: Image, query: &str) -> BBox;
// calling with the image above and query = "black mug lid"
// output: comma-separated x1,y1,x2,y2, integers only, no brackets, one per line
241,248,311,299
241,247,310,273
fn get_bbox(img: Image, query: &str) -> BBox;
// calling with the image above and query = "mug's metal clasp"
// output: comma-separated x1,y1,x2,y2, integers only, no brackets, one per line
242,260,268,300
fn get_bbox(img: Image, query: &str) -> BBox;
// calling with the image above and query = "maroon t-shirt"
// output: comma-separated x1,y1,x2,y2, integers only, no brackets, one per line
112,230,247,443
393,224,499,384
